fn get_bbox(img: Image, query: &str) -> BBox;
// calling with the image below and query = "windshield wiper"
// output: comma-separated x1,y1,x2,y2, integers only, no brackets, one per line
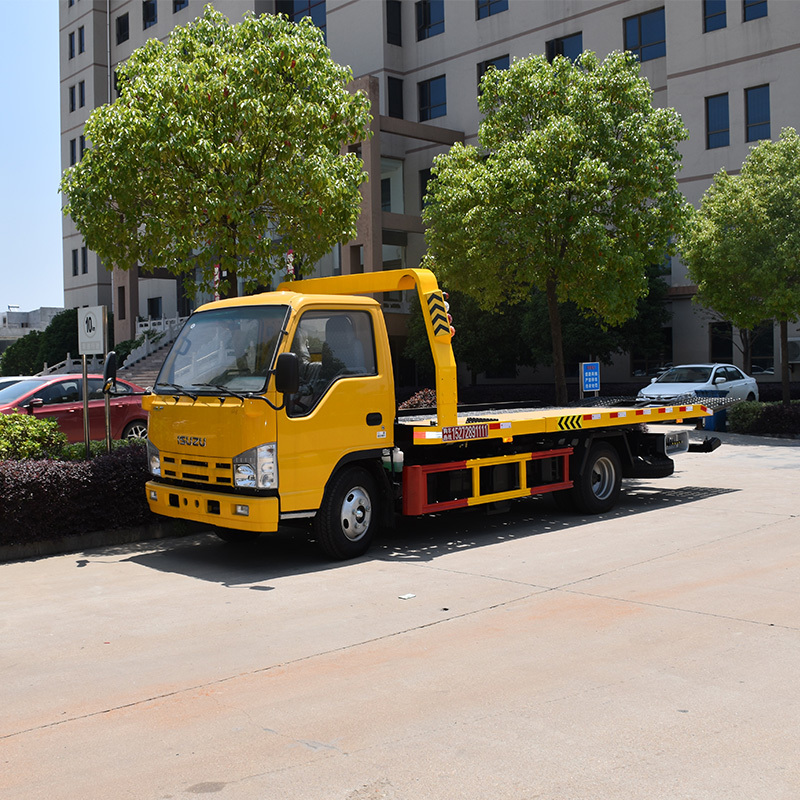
193,383,249,403
156,382,198,401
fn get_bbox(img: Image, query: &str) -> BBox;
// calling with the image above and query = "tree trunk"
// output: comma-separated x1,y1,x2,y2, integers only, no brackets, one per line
546,274,568,405
780,319,790,407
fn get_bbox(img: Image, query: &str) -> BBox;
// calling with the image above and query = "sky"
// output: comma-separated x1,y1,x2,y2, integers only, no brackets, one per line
0,0,64,313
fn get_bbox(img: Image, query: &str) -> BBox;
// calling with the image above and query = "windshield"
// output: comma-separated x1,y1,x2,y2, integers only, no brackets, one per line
156,305,289,394
656,366,712,384
0,378,47,406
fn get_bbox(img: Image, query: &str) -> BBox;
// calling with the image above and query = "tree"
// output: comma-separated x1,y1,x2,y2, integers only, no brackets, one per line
681,127,800,405
0,331,43,376
60,6,372,297
422,50,691,404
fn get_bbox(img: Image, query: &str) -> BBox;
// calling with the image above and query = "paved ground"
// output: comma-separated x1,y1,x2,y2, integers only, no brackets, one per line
2,426,798,800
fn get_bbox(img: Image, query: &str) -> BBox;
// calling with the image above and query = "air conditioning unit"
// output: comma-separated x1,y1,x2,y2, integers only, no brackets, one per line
787,338,800,364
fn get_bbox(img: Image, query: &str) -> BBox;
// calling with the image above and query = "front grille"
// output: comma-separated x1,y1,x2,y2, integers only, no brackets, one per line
161,452,233,486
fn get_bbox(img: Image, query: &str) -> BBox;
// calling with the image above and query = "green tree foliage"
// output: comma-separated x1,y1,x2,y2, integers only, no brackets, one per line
681,128,800,405
60,6,372,297
0,331,44,375
38,309,78,369
422,51,691,403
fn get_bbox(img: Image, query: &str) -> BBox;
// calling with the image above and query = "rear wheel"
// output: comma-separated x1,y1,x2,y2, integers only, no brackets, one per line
571,443,622,514
122,419,148,439
315,466,379,560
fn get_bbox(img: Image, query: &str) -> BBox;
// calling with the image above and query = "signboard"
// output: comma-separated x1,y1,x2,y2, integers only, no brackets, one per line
78,306,108,356
441,423,489,442
580,361,600,394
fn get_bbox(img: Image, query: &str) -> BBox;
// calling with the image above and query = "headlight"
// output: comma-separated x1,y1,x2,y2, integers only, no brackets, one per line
147,440,161,477
233,442,277,489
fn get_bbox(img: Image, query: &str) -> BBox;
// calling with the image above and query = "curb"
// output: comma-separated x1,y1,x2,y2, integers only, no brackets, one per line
0,520,199,564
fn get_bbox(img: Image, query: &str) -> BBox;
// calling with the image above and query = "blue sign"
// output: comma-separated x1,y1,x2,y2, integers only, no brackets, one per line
581,361,600,393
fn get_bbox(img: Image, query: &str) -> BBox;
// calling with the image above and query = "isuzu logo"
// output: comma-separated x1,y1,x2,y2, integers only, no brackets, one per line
177,435,207,447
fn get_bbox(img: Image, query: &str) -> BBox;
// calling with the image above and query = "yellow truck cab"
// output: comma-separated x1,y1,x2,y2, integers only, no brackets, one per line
142,269,717,559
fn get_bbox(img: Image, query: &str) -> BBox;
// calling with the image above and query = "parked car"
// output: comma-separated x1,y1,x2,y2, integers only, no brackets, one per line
636,363,759,404
0,374,148,442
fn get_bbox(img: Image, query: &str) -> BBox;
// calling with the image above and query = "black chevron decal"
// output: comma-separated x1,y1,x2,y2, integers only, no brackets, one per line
557,415,583,431
427,292,450,337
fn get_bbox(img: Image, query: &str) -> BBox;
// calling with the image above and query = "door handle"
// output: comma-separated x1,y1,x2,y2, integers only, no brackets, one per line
366,412,382,426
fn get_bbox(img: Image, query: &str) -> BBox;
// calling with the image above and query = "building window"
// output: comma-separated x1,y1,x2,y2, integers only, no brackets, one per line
477,0,508,20
143,0,157,30
69,138,77,166
477,54,509,91
381,178,392,212
79,80,85,107
69,85,76,113
418,75,446,121
173,0,189,12
624,7,666,62
68,31,75,59
703,0,726,31
743,0,767,21
706,93,729,149
416,0,444,40
78,25,85,53
386,0,402,45
81,247,89,274
419,168,431,208
546,32,583,62
72,249,79,277
387,76,404,119
276,1,327,38
79,135,87,159
118,287,126,320
745,84,770,141
116,13,130,44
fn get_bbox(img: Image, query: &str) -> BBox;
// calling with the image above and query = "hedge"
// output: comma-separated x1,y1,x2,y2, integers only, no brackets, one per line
0,443,157,547
727,400,800,436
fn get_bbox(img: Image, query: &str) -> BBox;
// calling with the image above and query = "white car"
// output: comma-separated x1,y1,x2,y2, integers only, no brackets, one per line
637,363,759,404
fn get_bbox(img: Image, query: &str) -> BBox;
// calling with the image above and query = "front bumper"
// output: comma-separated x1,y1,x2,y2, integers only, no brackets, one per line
146,480,279,533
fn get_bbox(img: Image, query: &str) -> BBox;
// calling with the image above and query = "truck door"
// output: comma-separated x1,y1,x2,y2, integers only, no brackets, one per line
277,308,394,513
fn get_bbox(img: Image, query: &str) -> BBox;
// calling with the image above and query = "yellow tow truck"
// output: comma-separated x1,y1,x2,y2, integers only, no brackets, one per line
137,268,716,559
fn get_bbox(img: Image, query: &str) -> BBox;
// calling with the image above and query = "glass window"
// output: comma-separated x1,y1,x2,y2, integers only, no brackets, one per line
419,168,432,208
72,249,79,277
116,13,129,44
416,0,444,40
78,25,85,54
80,135,86,159
35,379,81,405
477,54,509,90
418,75,446,121
386,0,402,45
81,246,88,274
624,7,666,62
68,31,75,59
546,32,583,62
79,80,85,107
173,0,189,12
143,0,157,30
706,93,729,149
477,0,508,20
387,76,404,119
276,1,327,38
288,311,377,416
69,138,77,166
69,85,76,113
743,0,767,21
745,84,770,142
703,0,726,31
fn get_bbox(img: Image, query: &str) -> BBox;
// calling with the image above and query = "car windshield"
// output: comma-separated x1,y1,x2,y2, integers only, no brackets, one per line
0,378,47,405
656,367,712,384
155,305,290,394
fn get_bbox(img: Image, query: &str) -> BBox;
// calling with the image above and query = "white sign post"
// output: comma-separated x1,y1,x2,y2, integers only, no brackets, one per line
77,306,108,457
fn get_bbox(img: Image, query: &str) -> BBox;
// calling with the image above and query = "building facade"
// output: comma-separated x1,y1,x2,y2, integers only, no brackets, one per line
59,0,800,380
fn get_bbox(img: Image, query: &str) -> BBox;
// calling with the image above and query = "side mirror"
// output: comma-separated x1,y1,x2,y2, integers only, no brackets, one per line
103,351,117,393
23,398,44,413
650,377,657,384
713,375,726,385
274,351,300,396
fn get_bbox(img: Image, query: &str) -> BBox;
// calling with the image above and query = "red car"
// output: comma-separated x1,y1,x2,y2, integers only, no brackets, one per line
0,374,147,443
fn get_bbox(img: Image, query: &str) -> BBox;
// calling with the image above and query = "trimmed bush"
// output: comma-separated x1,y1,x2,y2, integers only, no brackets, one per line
728,400,800,436
0,443,156,546
0,413,68,460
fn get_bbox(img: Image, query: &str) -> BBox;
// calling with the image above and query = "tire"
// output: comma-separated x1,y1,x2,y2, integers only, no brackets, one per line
214,529,261,545
122,419,148,439
746,393,756,401
315,466,379,560
571,443,622,514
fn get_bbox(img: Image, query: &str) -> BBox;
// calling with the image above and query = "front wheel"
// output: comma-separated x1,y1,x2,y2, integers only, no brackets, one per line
315,466,380,560
122,419,148,440
571,443,622,514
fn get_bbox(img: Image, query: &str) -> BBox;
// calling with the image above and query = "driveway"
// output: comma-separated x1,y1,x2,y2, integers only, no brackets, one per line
2,426,798,799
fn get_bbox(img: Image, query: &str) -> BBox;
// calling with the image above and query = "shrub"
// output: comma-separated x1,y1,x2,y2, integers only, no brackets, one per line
0,413,67,460
727,400,800,436
398,388,437,410
0,443,156,546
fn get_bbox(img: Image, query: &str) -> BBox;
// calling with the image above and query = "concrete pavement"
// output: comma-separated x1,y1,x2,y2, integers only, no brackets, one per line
2,425,798,799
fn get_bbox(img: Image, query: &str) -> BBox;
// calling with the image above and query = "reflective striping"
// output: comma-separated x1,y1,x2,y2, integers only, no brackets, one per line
426,292,451,338
558,414,583,431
